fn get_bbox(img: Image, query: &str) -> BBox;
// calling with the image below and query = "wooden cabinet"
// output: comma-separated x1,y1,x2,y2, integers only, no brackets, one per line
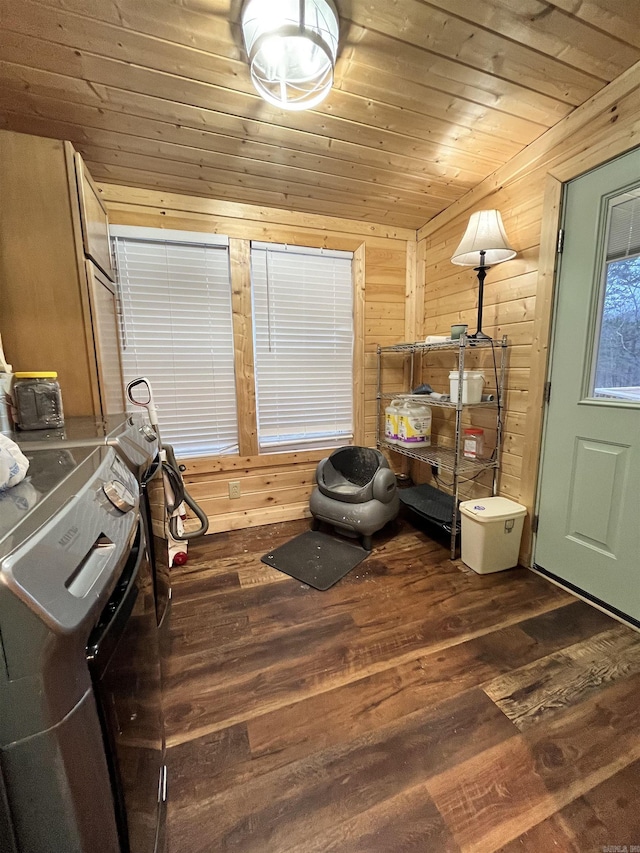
85,261,125,415
75,153,115,281
0,129,123,418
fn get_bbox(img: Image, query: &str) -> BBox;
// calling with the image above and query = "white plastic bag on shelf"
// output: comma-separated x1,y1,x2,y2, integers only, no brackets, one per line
0,434,29,492
0,480,40,527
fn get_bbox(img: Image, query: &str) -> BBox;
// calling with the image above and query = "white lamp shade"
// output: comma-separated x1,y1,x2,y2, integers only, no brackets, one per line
242,0,339,111
451,209,516,266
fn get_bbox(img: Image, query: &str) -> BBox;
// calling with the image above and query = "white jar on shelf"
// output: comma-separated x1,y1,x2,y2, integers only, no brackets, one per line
463,427,484,459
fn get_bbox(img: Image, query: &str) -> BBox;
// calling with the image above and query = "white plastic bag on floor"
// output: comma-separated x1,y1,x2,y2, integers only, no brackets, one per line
0,434,29,492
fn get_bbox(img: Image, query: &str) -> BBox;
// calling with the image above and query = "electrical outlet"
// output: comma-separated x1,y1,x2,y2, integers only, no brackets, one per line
228,480,241,500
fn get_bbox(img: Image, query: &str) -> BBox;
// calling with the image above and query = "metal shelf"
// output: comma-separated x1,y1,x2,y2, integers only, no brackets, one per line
378,337,506,354
376,334,508,559
378,392,497,410
378,440,498,475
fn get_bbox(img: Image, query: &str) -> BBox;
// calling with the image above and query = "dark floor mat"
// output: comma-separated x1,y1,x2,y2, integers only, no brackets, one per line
261,530,369,591
399,483,460,532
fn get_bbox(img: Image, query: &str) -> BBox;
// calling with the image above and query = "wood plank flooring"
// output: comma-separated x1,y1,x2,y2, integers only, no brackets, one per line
164,518,640,852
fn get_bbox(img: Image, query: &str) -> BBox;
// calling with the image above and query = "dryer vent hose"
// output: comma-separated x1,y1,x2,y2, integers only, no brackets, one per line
162,444,209,540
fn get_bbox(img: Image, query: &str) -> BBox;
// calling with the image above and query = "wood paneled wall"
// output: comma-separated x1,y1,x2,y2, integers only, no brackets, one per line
415,61,640,563
101,184,413,533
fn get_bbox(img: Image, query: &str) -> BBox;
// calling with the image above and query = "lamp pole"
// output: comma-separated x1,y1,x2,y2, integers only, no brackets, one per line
470,249,491,341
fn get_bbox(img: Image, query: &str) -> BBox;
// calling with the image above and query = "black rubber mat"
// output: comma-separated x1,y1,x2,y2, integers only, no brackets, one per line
261,530,368,591
399,483,458,525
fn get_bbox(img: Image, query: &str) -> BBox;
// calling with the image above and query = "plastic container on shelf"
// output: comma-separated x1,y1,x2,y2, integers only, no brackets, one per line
397,400,431,447
449,370,485,404
463,427,484,459
384,399,402,444
459,497,527,573
13,371,65,430
0,373,13,434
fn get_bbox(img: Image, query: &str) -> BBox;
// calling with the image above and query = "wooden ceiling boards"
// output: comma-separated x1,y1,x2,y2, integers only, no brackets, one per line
1,0,639,229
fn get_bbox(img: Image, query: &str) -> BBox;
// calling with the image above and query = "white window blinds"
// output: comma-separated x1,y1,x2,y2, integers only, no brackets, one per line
111,227,238,458
251,242,354,453
607,192,640,261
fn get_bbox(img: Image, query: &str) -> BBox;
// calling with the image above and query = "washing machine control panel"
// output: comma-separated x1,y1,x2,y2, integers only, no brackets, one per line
141,424,157,442
102,480,136,514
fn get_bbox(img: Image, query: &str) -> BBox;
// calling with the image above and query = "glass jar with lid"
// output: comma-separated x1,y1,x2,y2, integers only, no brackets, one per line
462,427,484,459
13,372,65,430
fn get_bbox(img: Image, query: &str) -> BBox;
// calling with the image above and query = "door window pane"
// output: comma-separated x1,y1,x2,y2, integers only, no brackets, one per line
592,190,640,403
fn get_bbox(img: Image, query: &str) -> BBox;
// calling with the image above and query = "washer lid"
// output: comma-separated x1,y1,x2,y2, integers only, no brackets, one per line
459,497,527,522
12,414,159,479
0,445,97,552
0,446,138,632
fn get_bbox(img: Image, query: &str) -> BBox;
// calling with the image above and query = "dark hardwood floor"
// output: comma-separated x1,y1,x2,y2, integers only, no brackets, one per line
164,517,640,852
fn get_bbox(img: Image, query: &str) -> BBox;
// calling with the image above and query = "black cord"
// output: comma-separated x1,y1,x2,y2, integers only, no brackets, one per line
490,341,503,465
433,468,491,490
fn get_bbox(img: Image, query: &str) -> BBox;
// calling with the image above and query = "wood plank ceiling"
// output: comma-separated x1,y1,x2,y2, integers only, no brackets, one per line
1,0,639,229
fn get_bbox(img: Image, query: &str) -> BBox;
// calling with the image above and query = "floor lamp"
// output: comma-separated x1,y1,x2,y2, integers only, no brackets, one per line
451,210,516,341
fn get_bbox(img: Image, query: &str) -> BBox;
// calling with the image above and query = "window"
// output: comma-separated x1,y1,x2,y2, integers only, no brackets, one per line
111,227,238,457
592,190,640,402
250,241,354,452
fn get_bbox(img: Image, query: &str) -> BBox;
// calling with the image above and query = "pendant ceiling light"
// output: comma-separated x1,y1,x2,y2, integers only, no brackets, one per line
241,0,339,111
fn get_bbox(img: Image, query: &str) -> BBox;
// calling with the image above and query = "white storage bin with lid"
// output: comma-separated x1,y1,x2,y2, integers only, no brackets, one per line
459,496,527,574
449,370,484,404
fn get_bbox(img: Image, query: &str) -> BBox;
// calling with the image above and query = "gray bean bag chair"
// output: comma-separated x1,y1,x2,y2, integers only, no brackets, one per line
309,446,399,550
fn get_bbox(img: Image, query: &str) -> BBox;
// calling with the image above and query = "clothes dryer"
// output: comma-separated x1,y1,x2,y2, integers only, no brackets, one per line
0,443,166,852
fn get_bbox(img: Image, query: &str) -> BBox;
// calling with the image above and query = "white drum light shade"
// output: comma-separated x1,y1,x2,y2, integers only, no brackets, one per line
241,0,339,111
451,210,516,267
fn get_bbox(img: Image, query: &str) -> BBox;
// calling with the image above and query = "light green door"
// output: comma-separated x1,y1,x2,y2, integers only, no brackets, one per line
534,147,640,624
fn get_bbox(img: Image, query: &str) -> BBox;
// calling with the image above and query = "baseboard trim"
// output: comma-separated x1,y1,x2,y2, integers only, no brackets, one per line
204,502,311,534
